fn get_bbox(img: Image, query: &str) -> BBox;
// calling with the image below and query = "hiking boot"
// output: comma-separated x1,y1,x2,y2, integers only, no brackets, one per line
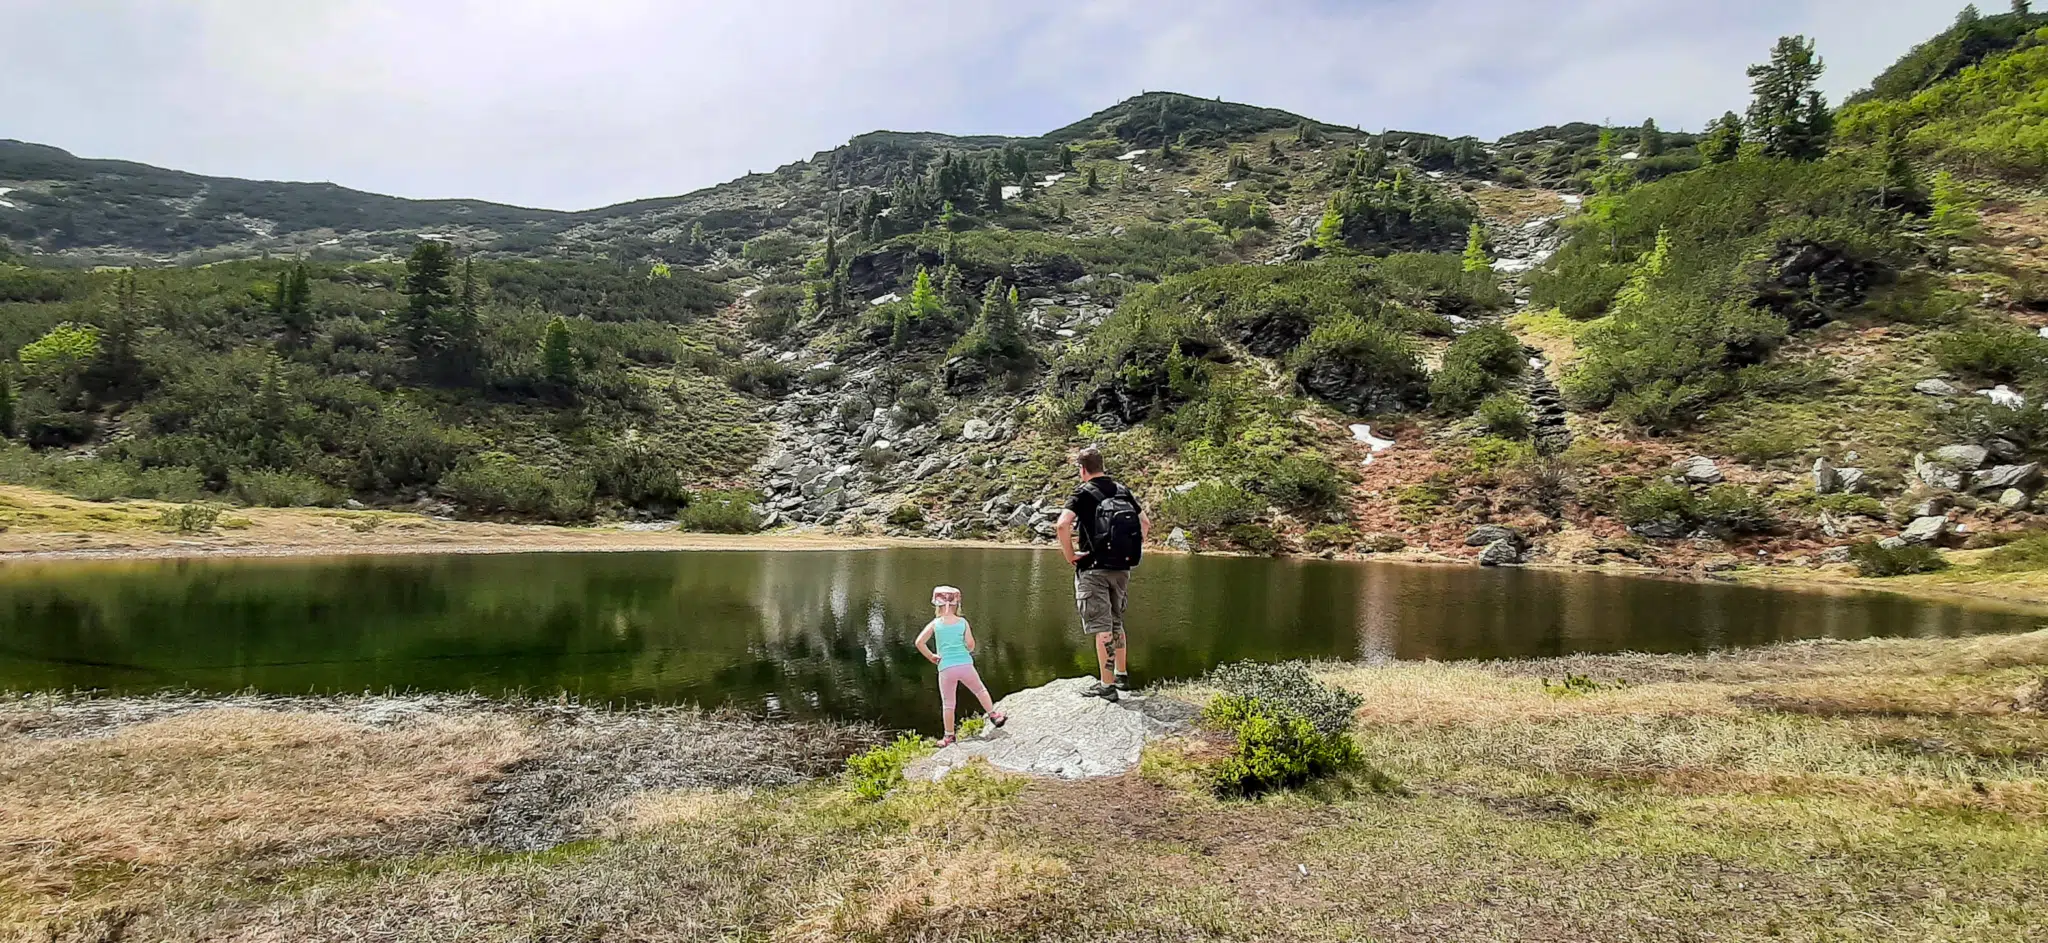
1083,681,1121,703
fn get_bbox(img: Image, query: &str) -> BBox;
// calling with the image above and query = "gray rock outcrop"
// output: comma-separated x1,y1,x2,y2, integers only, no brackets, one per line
1464,524,1527,549
1812,457,1841,495
1975,463,2041,494
1914,378,1957,397
1478,539,1524,566
1677,456,1723,485
1898,515,1953,545
904,678,1196,782
1934,444,1990,469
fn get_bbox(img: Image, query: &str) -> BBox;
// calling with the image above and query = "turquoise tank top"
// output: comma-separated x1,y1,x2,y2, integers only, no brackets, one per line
933,616,973,669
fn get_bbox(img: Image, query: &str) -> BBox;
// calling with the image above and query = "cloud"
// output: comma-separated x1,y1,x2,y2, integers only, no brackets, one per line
1,0,1965,210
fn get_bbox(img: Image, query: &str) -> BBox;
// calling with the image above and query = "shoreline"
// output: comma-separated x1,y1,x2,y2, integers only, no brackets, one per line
6,485,2048,613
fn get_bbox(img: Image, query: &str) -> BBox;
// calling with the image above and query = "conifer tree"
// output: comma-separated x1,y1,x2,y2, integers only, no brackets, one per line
1701,112,1745,164
939,264,970,316
449,256,482,382
1745,36,1833,161
829,271,849,318
2016,0,2031,17
1639,118,1665,157
258,354,288,447
402,240,454,361
1314,200,1347,253
908,267,941,324
822,228,839,274
0,364,15,439
1267,139,1285,163
1056,199,1070,222
1959,3,1982,27
974,277,1022,363
982,174,1004,213
1060,145,1075,171
88,273,146,402
1083,164,1100,193
1462,224,1491,273
1004,144,1029,181
1930,171,1982,243
1876,124,1925,211
540,315,577,387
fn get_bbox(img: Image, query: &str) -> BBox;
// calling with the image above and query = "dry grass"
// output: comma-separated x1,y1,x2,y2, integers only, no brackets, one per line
7,633,2048,941
0,709,532,916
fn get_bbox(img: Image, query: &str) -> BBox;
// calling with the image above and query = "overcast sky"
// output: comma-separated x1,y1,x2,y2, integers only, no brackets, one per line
6,0,1960,210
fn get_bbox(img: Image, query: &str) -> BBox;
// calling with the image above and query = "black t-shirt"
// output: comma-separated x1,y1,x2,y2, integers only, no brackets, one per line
1065,475,1135,571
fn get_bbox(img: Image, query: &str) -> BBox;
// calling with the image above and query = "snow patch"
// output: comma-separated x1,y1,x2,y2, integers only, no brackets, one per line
1001,185,1023,200
1619,151,1640,161
1981,385,2027,408
1220,181,1237,191
1349,424,1395,465
1041,173,1066,186
1560,194,1584,206
869,292,901,307
1117,149,1147,161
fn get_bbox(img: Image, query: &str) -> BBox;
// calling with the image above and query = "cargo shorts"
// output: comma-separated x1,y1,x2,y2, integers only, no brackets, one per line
1074,567,1129,637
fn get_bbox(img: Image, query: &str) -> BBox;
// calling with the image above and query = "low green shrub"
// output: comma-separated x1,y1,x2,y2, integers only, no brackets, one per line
156,503,222,534
1258,454,1346,514
844,734,932,801
1849,540,1949,577
726,358,793,397
593,444,689,509
1225,523,1283,555
1301,524,1359,552
679,488,761,533
1617,480,1775,534
230,469,344,508
1477,394,1531,439
1724,425,1805,466
886,502,926,527
1204,661,1363,737
1695,483,1775,534
1429,326,1525,413
1980,533,2048,573
442,453,596,522
1157,480,1261,535
1932,328,2048,385
1201,694,1363,797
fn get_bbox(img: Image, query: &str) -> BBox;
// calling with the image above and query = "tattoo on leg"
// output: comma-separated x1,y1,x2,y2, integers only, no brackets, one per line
1101,629,1120,668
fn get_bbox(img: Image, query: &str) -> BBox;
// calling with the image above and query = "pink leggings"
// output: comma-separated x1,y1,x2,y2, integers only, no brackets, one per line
938,664,994,713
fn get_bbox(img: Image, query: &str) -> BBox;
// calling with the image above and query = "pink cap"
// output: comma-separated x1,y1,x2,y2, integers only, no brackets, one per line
931,585,962,606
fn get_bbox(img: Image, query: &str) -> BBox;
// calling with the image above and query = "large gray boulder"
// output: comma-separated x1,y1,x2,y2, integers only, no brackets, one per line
905,678,1196,782
1478,539,1524,566
1812,457,1841,495
1836,468,1869,493
1914,378,1957,397
1464,524,1527,549
1934,444,1991,469
1913,453,1969,492
1677,456,1723,485
1975,463,2041,494
1898,515,1952,545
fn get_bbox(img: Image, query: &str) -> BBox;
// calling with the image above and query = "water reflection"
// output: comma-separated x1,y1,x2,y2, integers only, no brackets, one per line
0,549,2038,731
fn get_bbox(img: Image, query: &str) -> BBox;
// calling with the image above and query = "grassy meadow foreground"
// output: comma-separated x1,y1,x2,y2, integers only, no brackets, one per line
5,631,2046,942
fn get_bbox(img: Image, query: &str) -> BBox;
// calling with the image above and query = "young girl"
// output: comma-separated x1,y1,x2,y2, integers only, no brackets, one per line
915,585,1006,745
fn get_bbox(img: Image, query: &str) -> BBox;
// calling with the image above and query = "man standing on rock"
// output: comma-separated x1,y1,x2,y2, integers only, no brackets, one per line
1056,446,1148,702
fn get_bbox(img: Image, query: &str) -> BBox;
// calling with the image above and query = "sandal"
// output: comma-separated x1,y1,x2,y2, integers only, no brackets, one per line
988,712,1007,728
939,734,957,747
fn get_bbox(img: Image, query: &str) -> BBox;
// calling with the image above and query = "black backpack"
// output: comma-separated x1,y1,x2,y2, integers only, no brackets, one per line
1083,480,1144,569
